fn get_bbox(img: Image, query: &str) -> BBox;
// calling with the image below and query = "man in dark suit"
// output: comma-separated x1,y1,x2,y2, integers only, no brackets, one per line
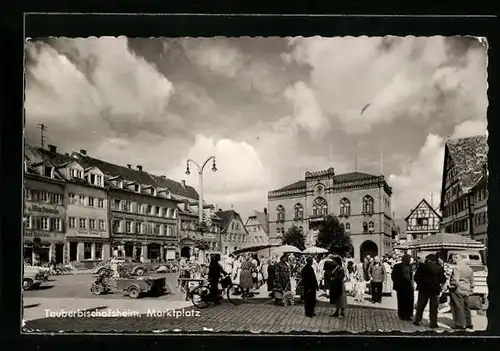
413,254,446,328
301,256,319,317
392,254,415,320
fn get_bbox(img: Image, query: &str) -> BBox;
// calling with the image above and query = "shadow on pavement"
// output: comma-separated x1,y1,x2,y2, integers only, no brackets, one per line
35,285,55,290
23,303,40,309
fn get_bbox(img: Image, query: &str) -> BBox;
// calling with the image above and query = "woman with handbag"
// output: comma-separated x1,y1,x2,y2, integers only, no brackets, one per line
329,256,347,318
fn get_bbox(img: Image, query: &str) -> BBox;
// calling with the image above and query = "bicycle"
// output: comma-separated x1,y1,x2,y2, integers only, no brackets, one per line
190,275,249,308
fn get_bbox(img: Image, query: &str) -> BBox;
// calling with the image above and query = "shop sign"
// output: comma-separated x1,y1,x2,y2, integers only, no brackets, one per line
24,230,65,241
76,229,104,236
28,205,59,215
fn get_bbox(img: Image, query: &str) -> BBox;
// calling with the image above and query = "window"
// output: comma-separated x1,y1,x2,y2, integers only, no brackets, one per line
313,197,328,217
95,243,103,260
276,205,285,221
126,221,132,233
113,220,120,233
84,243,92,260
98,198,104,208
281,228,285,235
167,226,172,236
68,217,76,228
147,205,152,215
88,197,95,207
89,219,96,230
24,215,32,229
25,189,32,200
135,184,140,192
363,222,368,233
41,192,49,202
42,217,50,230
53,218,62,231
294,203,304,219
123,201,131,212
362,195,374,214
96,175,103,186
71,168,82,178
276,227,281,234
135,222,142,234
90,174,96,185
156,206,160,215
44,166,53,177
154,223,160,235
150,187,156,196
53,194,62,204
368,221,375,232
340,198,351,216
99,220,106,231
79,218,87,229
79,195,85,206
345,223,351,233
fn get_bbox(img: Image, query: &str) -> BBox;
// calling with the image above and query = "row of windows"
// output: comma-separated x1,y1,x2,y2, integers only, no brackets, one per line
112,219,175,236
24,216,63,231
68,194,106,208
222,234,247,243
113,179,171,198
277,195,376,221
180,220,220,233
68,217,106,231
25,189,63,204
112,199,178,218
248,226,263,232
444,184,461,204
275,221,375,235
473,186,488,203
474,212,487,226
445,219,469,234
251,236,267,243
83,242,104,260
69,168,104,187
443,196,468,217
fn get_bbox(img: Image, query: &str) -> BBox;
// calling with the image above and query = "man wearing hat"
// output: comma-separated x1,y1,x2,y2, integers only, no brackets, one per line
391,254,414,320
413,254,446,328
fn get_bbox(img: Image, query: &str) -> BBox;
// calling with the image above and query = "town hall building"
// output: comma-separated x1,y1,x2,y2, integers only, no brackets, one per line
268,168,394,261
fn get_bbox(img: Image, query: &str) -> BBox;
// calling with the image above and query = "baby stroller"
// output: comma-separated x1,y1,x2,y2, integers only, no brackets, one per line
273,278,295,306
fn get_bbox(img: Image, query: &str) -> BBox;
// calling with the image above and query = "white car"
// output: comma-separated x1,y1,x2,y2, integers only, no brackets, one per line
24,264,50,281
23,270,43,290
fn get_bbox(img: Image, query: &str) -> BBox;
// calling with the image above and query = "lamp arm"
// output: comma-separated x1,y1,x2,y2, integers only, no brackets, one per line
201,156,215,172
187,159,202,172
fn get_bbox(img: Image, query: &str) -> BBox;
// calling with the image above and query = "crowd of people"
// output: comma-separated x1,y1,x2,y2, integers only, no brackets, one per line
176,250,476,329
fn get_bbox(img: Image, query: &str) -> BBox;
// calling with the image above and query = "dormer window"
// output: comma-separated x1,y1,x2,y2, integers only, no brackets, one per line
44,166,53,178
150,187,156,196
119,180,124,188
134,184,140,192
70,168,82,179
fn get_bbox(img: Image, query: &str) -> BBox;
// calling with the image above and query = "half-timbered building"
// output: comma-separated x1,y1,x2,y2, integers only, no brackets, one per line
404,198,442,242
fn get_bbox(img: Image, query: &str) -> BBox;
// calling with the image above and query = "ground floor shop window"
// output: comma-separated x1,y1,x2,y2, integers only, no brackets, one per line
24,245,33,264
84,242,92,259
95,243,103,260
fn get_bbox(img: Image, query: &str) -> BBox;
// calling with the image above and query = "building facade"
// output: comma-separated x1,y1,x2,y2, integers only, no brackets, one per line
440,136,488,238
244,209,269,247
404,199,442,242
268,168,393,261
217,210,249,254
470,164,488,248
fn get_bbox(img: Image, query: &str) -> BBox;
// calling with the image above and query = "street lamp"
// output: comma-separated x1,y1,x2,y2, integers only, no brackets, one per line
185,156,217,225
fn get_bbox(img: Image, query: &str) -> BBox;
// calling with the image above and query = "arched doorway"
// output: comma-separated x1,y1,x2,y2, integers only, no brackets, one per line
180,246,191,259
360,240,378,261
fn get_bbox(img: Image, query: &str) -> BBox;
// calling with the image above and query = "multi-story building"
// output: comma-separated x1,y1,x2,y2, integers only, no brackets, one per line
267,168,393,261
404,198,442,242
440,135,488,238
36,146,111,264
178,201,223,258
470,163,488,249
24,145,67,264
72,151,186,261
244,209,269,247
217,210,249,254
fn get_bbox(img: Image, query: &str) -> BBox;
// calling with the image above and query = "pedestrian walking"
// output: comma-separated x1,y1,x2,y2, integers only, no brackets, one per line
301,256,318,317
323,254,336,297
369,256,386,303
239,255,254,297
391,254,414,320
449,254,474,330
329,256,347,318
274,255,291,296
413,254,446,329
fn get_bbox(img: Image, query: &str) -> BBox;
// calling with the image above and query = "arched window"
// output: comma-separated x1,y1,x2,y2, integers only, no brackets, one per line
313,197,328,217
345,223,351,233
281,227,285,235
276,205,285,221
340,198,351,216
294,203,304,219
363,221,368,233
340,223,345,231
276,227,281,234
368,221,375,232
362,195,374,214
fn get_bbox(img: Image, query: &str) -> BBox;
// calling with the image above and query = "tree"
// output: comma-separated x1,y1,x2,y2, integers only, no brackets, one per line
316,215,353,256
282,225,306,251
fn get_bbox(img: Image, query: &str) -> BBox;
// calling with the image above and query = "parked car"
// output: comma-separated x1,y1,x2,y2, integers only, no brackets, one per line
92,258,157,276
24,264,50,281
23,269,43,290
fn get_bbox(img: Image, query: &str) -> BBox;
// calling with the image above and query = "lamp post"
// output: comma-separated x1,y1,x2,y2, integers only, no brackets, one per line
185,156,217,226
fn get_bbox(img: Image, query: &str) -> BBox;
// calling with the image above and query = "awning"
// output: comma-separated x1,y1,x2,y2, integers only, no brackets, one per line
232,244,280,255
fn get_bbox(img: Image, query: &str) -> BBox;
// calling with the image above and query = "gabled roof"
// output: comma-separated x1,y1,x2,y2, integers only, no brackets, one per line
270,171,380,192
254,211,269,234
404,198,442,221
440,135,488,209
216,210,247,234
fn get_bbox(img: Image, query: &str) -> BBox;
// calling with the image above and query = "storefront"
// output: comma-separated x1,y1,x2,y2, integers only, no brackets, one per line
23,230,66,264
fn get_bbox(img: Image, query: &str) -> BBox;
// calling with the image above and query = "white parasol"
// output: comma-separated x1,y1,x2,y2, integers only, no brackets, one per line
271,245,302,254
302,246,329,254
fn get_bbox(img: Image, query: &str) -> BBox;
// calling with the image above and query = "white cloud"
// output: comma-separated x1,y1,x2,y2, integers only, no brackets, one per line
451,119,488,139
168,135,271,213
389,134,445,217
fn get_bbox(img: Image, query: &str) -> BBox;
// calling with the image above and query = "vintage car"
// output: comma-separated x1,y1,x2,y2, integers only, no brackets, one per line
91,257,158,276
23,269,43,290
24,264,50,281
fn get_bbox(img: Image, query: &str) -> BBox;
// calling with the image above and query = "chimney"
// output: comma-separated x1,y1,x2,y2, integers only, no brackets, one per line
48,144,57,153
160,175,166,179
127,164,132,169
137,165,143,171
181,180,186,188
80,149,87,155
264,207,268,215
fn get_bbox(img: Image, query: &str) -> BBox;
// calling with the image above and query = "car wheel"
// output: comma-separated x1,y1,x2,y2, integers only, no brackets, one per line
23,279,34,290
91,284,104,295
98,268,108,276
135,268,145,276
128,286,140,299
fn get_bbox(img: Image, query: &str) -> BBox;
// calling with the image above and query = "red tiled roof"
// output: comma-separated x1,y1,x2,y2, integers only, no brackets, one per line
270,172,380,192
446,135,488,191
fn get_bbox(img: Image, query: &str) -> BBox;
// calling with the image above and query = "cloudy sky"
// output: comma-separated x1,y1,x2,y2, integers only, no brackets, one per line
24,36,488,219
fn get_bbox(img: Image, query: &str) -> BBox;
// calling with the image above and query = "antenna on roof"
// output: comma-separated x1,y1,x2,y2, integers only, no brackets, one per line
329,141,333,167
379,143,384,175
37,123,47,149
354,140,358,172
430,192,434,208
